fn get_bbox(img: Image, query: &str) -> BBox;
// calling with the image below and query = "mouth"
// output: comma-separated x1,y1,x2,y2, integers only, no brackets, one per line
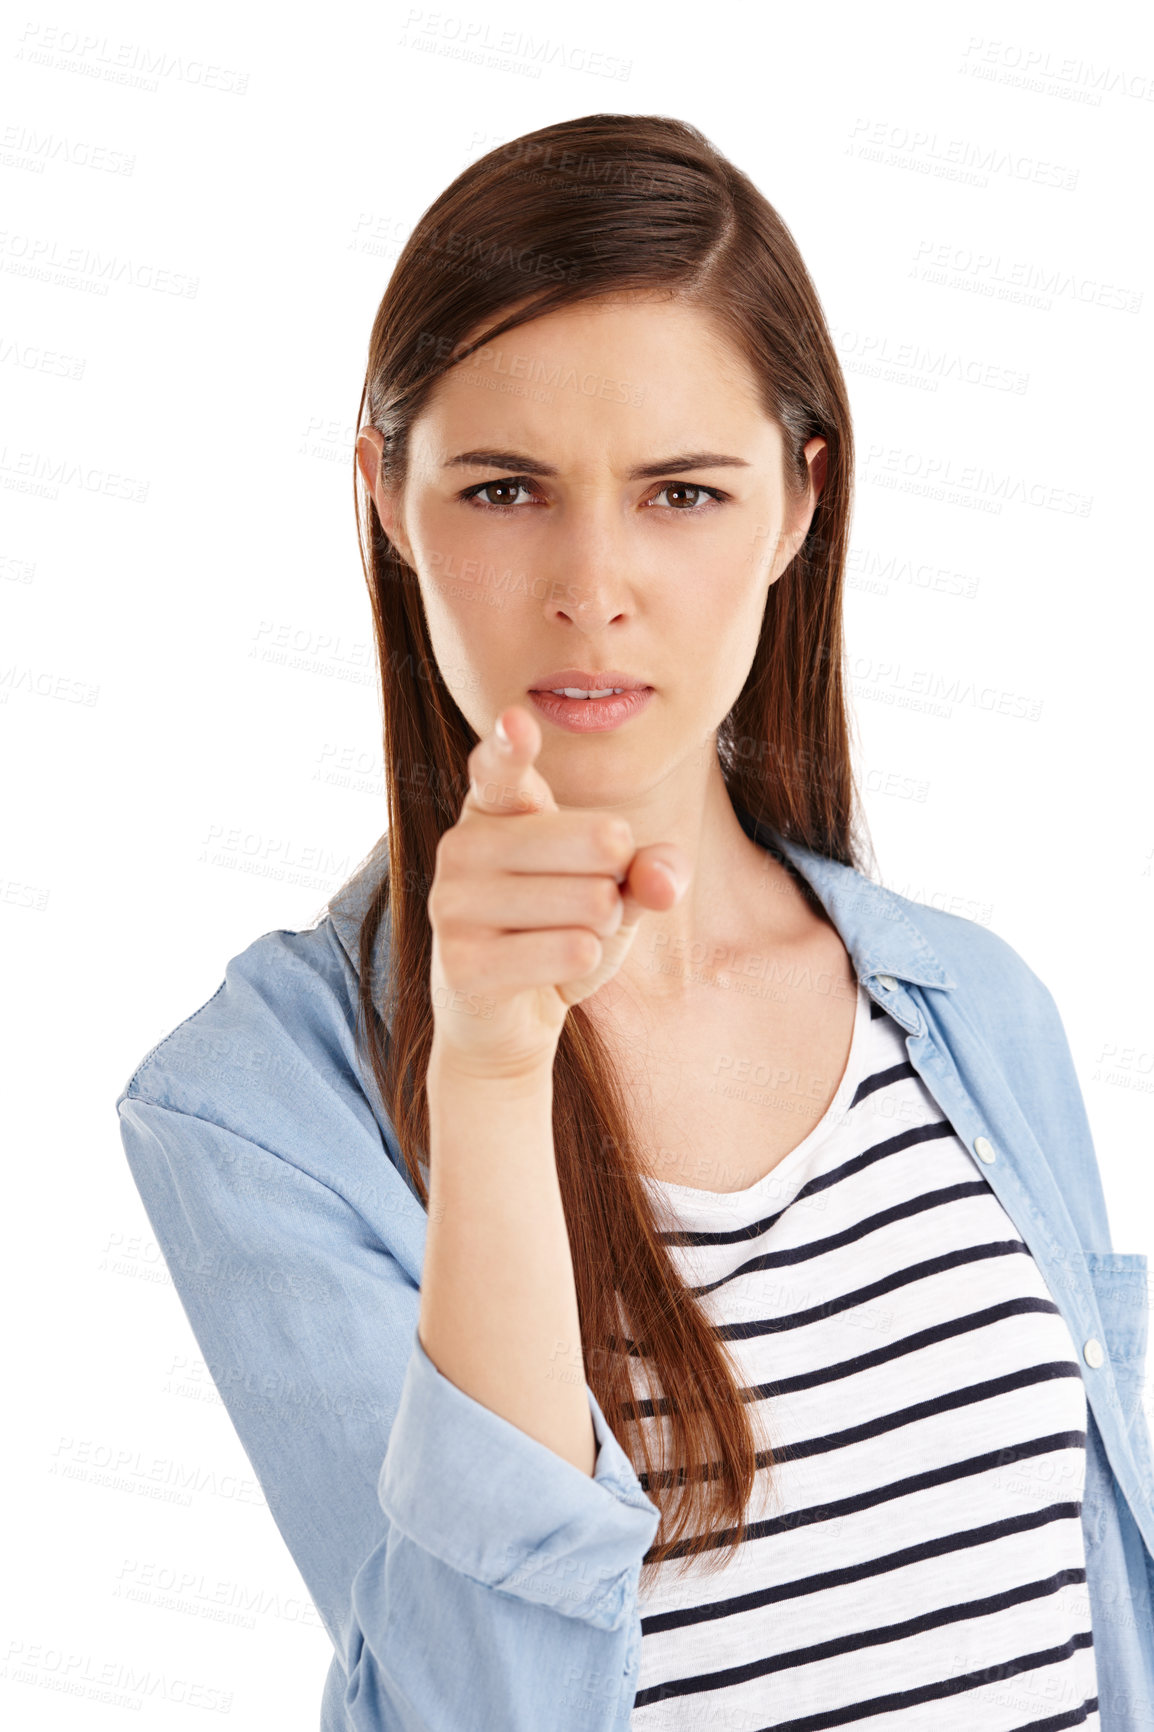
526,682,655,734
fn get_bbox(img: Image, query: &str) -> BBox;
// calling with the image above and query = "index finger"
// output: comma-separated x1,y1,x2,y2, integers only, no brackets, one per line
462,703,559,819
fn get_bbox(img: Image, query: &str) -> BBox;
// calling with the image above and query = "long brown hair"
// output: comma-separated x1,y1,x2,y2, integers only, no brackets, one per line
348,113,867,1590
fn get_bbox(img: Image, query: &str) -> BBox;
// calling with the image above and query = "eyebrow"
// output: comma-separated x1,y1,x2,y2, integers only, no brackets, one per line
442,449,751,480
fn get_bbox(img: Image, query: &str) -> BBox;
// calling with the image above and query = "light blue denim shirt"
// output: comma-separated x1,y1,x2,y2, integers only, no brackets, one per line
116,818,1154,1730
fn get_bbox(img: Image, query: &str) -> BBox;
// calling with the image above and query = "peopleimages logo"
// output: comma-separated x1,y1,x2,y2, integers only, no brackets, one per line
0,444,148,501
0,122,135,175
959,36,1154,105
847,117,1079,190
395,11,632,82
15,22,250,95
0,227,198,298
413,328,644,402
911,239,1142,315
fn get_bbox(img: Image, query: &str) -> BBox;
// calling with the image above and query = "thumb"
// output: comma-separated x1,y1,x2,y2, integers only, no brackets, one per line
617,844,691,931
555,844,690,1009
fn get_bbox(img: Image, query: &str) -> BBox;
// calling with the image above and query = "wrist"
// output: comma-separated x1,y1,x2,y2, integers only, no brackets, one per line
427,1037,556,1099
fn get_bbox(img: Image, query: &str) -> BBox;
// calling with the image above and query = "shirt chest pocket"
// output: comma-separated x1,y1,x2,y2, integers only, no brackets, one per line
1085,1251,1150,1440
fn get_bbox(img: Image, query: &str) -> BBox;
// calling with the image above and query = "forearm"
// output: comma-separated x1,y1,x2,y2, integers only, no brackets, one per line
419,1049,597,1478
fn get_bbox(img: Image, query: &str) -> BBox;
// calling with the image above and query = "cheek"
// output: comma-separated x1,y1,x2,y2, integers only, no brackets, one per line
411,502,476,588
662,534,767,642
416,569,527,726
413,506,503,624
420,582,496,687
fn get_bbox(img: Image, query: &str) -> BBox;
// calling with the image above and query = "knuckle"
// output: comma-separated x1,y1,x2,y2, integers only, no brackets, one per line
432,878,470,933
443,933,481,987
590,877,620,921
437,823,475,875
433,829,455,875
594,814,630,861
573,929,601,967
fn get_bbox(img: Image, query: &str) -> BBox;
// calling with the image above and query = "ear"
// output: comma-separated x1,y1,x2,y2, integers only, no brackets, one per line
356,428,415,565
804,435,828,504
784,435,828,566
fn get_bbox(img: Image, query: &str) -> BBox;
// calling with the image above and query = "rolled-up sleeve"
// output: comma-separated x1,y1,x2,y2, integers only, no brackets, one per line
380,1324,660,1627
115,927,659,1731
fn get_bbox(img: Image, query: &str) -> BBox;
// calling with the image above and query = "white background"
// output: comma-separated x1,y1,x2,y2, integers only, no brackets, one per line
3,0,1152,1723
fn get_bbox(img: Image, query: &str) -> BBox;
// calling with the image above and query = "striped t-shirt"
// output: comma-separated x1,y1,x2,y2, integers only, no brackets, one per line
628,981,1098,1732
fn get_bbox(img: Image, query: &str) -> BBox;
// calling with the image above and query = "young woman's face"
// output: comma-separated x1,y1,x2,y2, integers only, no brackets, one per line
359,293,825,807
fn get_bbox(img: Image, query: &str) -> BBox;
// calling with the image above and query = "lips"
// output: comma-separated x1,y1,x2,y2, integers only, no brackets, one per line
528,669,651,692
528,686,655,733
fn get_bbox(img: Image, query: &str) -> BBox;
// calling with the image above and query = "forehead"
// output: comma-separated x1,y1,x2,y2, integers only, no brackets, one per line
410,295,776,463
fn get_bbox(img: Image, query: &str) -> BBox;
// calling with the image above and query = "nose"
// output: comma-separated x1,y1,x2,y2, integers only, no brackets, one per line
539,500,638,633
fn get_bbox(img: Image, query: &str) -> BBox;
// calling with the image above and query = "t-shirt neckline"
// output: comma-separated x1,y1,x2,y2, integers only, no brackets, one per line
641,977,873,1206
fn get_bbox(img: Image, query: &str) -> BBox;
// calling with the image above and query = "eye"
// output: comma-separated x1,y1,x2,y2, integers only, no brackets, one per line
458,477,538,513
648,482,727,512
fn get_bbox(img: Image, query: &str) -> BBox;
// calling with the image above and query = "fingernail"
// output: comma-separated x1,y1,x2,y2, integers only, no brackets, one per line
494,715,513,753
653,860,681,896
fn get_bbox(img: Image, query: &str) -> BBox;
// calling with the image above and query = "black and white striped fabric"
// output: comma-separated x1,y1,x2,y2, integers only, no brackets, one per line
629,982,1098,1732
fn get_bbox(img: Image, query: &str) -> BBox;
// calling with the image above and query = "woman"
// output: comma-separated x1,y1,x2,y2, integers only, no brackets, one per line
117,113,1153,1730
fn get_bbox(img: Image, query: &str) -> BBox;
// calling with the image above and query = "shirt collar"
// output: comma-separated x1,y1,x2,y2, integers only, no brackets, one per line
733,804,957,993
326,835,391,989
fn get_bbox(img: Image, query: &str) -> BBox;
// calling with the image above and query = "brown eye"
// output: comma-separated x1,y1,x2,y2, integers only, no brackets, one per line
652,483,724,511
460,477,535,511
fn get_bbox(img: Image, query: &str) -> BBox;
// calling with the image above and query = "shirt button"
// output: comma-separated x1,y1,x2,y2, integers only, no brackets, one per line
877,974,897,991
973,1136,997,1164
1083,1338,1105,1369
